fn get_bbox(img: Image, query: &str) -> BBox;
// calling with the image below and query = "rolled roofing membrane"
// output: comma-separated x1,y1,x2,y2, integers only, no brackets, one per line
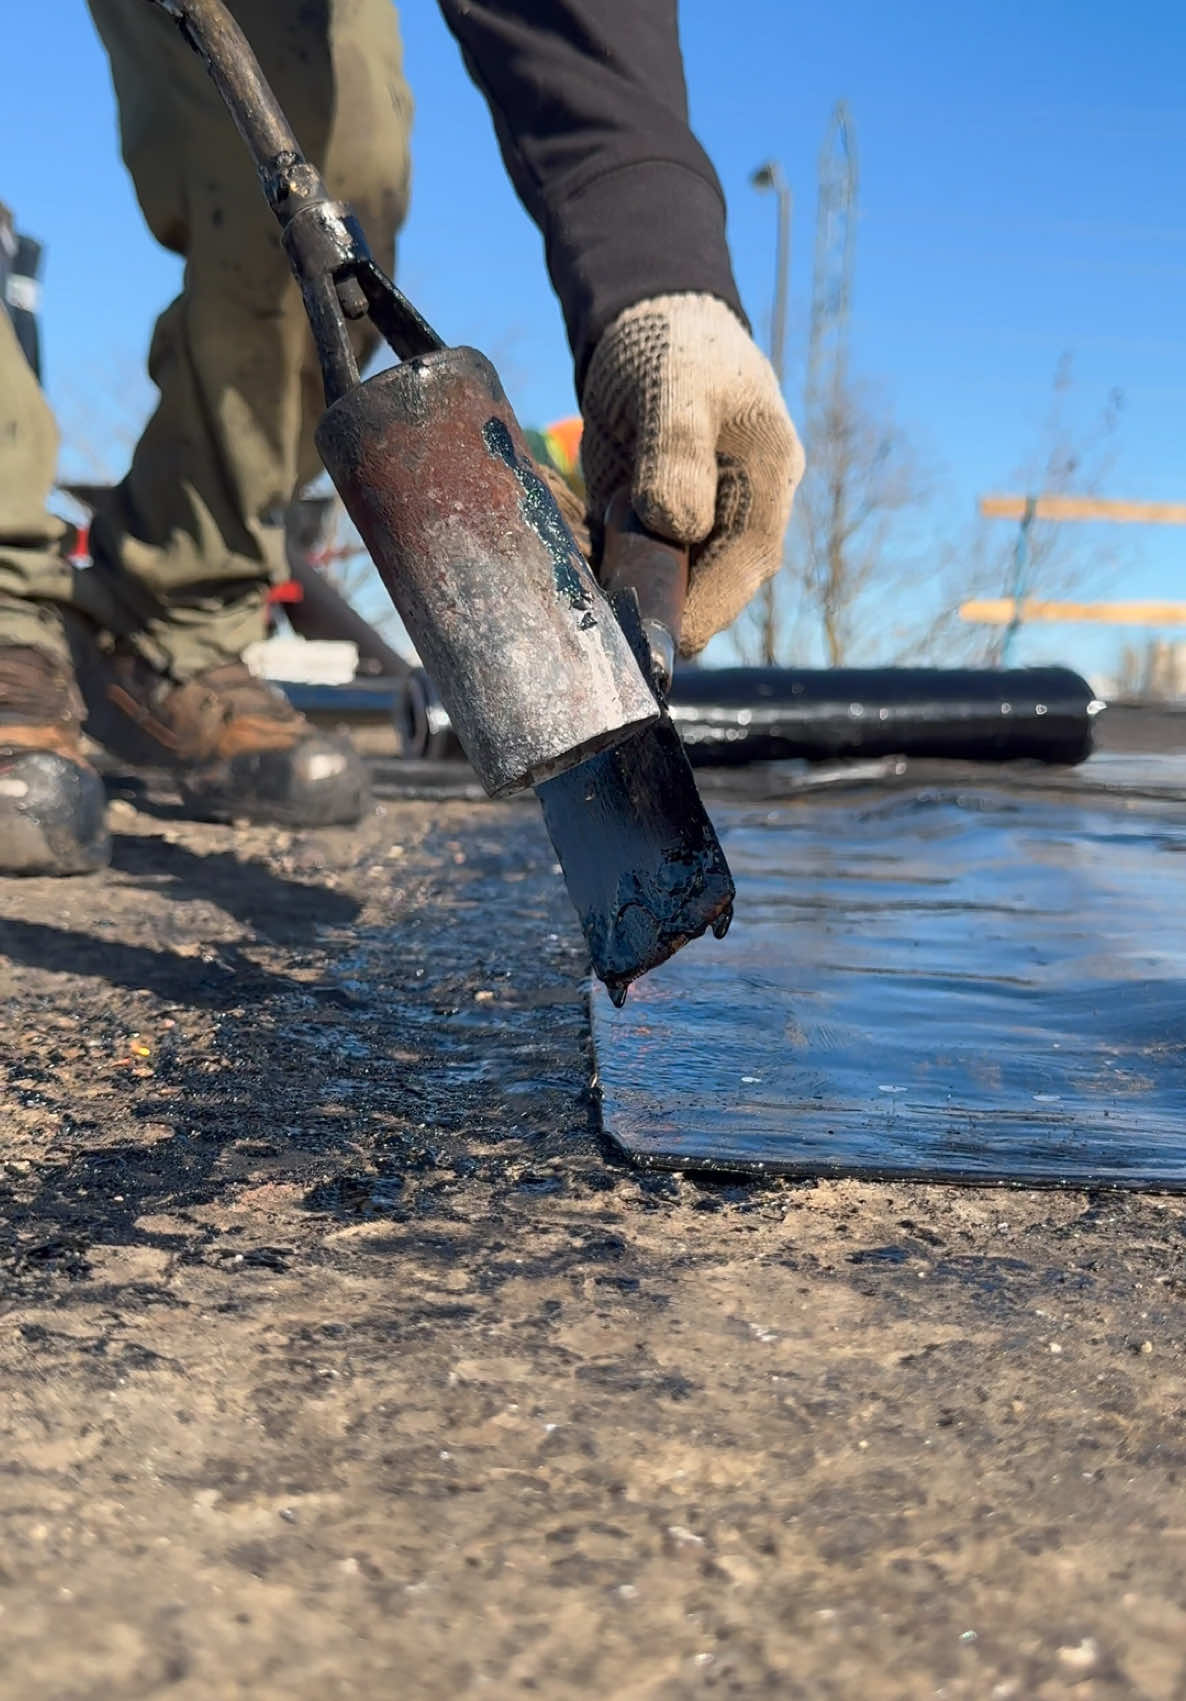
594,753,1186,1188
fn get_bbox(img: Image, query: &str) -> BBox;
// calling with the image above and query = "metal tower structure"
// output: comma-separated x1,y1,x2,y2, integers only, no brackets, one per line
806,101,859,433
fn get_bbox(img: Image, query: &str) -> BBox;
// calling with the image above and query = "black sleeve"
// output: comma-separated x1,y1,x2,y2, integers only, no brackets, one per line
435,0,748,389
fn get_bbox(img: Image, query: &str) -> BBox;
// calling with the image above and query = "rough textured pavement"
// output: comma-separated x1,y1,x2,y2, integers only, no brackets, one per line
1,776,1185,1700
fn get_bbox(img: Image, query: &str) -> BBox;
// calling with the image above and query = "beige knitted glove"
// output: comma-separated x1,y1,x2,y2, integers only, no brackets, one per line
581,293,804,655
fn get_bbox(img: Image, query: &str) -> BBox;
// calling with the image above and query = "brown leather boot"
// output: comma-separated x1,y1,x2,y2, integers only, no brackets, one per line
0,646,111,875
77,647,368,827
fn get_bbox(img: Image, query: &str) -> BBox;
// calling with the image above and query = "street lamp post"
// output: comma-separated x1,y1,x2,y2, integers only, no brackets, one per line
750,161,791,665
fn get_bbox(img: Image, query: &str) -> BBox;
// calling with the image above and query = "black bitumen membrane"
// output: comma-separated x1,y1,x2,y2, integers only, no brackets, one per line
593,741,1186,1188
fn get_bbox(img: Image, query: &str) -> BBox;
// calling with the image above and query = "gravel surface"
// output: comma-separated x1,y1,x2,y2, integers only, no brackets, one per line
1,777,1184,1699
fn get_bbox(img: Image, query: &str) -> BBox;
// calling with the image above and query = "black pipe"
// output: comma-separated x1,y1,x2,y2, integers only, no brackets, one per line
399,664,1103,768
669,666,1102,767
397,669,464,760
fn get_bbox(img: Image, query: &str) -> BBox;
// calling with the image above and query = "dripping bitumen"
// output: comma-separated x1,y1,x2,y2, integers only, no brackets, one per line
594,755,1186,1189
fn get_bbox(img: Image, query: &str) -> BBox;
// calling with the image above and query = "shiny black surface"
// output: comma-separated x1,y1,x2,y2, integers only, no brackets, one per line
392,664,1101,770
538,717,734,1002
594,755,1186,1187
670,664,1098,766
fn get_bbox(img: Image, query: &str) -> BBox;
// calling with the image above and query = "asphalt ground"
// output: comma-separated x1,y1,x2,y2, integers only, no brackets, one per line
1,732,1185,1699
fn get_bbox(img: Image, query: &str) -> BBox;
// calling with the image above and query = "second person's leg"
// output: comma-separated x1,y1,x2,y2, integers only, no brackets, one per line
85,0,413,676
79,0,412,824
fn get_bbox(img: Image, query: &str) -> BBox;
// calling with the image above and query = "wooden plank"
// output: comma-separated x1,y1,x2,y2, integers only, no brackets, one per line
980,494,1186,525
960,598,1186,627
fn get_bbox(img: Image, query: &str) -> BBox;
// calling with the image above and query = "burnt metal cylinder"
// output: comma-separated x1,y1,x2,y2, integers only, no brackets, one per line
668,665,1102,767
314,347,657,796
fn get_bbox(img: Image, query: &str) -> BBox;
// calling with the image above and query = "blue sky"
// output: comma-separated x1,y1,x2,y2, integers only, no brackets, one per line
6,0,1186,679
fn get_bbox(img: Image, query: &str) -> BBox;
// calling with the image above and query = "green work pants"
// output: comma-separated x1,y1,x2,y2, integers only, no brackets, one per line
0,0,411,678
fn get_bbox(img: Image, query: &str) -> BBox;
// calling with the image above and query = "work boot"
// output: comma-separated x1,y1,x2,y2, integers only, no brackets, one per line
0,646,111,875
77,647,368,827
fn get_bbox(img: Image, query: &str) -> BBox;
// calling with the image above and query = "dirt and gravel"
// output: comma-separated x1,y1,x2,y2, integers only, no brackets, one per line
1,766,1185,1701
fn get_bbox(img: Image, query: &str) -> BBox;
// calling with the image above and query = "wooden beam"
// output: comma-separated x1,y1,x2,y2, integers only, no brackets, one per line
980,494,1186,525
960,597,1186,627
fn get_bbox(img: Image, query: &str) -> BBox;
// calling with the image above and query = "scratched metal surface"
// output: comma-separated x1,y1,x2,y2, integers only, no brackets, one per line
593,754,1186,1187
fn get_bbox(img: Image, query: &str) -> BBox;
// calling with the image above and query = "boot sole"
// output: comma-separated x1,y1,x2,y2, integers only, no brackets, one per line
71,637,368,829
177,746,368,828
0,752,112,876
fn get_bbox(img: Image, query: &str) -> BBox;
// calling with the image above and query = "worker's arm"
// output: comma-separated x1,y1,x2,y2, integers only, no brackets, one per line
438,0,803,655
436,0,743,384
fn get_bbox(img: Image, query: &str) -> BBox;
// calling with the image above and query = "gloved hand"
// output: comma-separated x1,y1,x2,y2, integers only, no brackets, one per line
581,293,804,656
